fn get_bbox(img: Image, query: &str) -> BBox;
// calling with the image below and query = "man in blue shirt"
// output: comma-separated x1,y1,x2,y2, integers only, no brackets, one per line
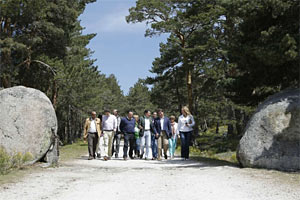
120,111,136,160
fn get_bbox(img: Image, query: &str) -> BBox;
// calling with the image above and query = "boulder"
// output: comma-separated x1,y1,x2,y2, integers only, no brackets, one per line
0,86,58,164
237,88,300,171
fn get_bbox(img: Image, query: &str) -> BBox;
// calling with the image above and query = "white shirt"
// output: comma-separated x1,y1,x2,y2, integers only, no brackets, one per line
160,117,165,130
145,118,150,130
178,115,195,132
171,122,179,139
102,114,117,131
88,119,97,133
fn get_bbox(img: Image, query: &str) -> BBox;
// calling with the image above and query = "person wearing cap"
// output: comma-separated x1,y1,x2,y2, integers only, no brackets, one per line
83,111,102,160
101,109,117,161
112,109,122,158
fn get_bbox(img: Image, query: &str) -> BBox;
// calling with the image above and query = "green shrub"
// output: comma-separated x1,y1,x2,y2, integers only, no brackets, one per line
22,152,33,163
11,152,23,169
0,147,34,175
0,147,11,175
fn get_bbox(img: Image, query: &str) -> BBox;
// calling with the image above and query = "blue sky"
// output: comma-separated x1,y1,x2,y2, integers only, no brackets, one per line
79,0,168,95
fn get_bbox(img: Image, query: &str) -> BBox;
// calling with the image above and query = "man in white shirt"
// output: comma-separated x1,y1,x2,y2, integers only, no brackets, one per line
100,109,117,161
139,110,155,160
83,111,101,160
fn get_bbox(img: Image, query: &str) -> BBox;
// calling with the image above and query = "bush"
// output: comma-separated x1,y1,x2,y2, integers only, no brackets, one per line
0,147,34,175
0,147,11,175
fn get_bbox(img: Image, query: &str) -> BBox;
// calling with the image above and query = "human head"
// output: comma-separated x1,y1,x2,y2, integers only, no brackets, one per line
170,115,176,123
152,111,157,119
157,109,164,118
181,106,191,116
91,111,96,119
104,109,110,116
113,109,118,116
127,111,133,119
144,110,151,118
133,114,139,122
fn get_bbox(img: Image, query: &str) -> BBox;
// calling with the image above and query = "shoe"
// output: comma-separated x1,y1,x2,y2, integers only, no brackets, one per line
115,154,118,158
123,157,128,161
107,157,111,160
164,154,168,159
140,153,144,159
145,158,148,161
157,158,162,161
103,156,108,161
151,158,156,160
96,153,101,159
130,156,134,160
88,156,93,160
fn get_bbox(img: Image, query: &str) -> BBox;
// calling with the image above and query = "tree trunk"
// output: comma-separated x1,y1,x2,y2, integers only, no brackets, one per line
51,80,58,110
187,67,193,113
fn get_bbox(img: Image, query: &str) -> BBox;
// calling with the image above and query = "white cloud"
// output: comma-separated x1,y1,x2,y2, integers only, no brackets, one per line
83,8,148,34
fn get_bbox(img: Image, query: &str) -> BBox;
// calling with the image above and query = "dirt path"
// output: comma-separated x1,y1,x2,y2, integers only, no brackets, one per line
0,146,299,200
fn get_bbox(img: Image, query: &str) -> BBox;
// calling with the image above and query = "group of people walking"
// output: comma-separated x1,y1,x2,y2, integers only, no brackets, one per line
83,106,195,161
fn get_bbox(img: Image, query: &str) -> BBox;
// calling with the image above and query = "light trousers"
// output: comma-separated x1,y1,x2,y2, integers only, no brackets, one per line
140,130,151,158
168,137,177,157
158,131,169,159
100,131,114,157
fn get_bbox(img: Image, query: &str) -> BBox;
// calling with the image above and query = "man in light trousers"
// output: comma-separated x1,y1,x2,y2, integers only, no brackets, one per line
101,109,117,161
139,110,154,160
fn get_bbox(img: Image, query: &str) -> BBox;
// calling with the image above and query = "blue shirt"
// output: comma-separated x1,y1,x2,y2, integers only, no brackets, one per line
120,117,136,133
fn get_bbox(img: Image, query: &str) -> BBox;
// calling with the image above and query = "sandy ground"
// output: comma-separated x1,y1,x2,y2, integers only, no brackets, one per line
0,145,299,200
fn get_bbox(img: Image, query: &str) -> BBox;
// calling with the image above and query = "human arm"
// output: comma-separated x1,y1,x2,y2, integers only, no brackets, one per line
188,115,195,127
113,116,117,132
83,119,89,140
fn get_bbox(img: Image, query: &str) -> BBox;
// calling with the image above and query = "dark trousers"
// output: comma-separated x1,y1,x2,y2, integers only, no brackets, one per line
180,131,192,159
112,132,121,156
123,132,135,158
151,134,158,158
88,132,98,158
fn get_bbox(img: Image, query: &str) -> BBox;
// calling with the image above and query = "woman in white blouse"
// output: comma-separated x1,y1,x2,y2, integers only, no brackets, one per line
177,106,195,160
169,115,179,159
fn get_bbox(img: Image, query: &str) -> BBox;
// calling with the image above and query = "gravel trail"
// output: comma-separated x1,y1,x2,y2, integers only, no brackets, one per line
0,146,299,200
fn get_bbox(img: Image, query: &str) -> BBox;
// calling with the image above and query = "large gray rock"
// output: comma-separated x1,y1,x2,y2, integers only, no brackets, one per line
237,88,300,171
0,86,58,164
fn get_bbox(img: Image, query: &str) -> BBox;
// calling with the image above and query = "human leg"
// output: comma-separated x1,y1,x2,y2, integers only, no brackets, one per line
145,131,151,159
180,132,186,158
151,134,157,159
107,131,114,158
162,132,169,159
123,133,129,158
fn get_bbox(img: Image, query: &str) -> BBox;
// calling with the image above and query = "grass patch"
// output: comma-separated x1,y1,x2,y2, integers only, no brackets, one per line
59,139,88,162
176,126,240,165
0,140,88,185
195,126,240,153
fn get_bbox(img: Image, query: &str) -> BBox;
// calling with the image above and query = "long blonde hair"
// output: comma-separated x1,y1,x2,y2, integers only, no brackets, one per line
182,106,191,116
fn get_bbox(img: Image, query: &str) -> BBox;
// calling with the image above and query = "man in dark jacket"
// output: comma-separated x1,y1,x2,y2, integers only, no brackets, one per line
153,109,172,160
139,110,155,160
112,109,122,158
120,111,136,160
